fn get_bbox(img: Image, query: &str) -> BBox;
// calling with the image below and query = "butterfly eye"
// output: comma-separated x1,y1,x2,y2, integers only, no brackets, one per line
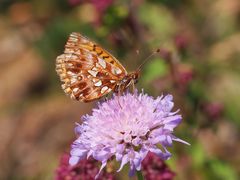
134,73,139,80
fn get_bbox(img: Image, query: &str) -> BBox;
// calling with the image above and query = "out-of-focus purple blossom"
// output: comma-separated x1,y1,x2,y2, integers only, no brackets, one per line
91,0,113,13
177,64,194,90
142,152,175,180
69,91,189,178
55,153,115,180
203,102,224,120
68,0,82,6
174,34,188,52
159,48,172,61
178,70,193,85
68,0,114,25
68,0,113,11
93,0,114,25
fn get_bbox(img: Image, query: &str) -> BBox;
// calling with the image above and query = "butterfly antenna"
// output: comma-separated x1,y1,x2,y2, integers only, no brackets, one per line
137,48,160,72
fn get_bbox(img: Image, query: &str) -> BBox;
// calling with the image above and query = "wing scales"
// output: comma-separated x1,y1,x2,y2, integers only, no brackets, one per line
56,32,128,102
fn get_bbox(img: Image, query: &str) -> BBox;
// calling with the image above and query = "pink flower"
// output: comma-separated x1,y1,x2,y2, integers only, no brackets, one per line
70,92,189,178
68,0,114,25
55,153,115,180
142,152,175,180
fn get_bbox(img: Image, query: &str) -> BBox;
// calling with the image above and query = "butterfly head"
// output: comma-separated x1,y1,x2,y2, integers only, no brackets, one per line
128,71,140,84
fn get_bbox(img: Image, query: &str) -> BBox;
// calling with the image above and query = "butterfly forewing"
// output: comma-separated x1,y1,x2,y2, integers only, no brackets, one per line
56,32,127,102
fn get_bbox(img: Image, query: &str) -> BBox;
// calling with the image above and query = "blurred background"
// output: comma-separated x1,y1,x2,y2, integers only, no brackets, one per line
0,0,240,179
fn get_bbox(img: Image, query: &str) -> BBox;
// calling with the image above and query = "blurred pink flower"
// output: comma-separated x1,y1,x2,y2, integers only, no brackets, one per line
68,0,114,25
91,0,113,13
55,153,115,180
68,0,82,6
177,65,194,90
159,48,172,61
174,34,188,52
142,152,175,180
203,102,224,120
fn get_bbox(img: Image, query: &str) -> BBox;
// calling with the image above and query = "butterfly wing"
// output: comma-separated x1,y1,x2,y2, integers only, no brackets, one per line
56,32,127,102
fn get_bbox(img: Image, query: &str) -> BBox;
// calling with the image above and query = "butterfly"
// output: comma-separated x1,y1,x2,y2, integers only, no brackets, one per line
56,32,156,102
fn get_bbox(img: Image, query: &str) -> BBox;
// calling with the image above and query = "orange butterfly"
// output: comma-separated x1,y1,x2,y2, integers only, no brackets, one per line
56,32,155,102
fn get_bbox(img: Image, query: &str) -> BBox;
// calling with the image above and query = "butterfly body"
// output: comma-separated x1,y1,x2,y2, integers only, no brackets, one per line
114,71,140,93
56,32,140,102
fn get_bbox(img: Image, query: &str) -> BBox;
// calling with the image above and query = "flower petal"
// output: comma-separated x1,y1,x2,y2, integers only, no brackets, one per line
95,160,107,179
69,156,80,165
117,154,129,172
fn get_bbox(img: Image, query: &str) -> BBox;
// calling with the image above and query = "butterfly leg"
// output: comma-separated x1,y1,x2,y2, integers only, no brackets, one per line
115,85,125,108
130,80,142,104
104,96,108,101
117,89,123,109
104,92,112,101
130,80,135,94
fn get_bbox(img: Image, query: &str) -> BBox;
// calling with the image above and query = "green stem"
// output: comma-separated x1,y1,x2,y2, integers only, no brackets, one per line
137,171,144,180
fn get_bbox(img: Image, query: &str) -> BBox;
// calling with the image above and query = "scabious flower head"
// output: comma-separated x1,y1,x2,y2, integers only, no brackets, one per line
70,91,189,178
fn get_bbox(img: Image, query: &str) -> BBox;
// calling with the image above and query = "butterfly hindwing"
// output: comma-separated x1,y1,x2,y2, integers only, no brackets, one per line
56,32,127,102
